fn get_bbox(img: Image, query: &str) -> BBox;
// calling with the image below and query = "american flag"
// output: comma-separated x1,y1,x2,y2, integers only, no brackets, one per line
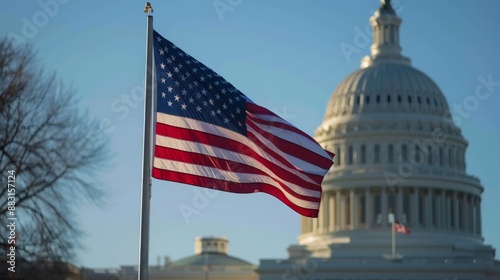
394,221,411,235
151,30,334,217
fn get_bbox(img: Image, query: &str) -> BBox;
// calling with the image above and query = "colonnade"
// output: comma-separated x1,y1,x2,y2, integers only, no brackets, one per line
302,187,481,236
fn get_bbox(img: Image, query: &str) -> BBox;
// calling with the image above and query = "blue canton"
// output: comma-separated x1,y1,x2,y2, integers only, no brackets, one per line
153,30,247,135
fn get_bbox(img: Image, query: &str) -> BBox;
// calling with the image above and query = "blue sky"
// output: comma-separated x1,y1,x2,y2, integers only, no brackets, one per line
1,0,499,268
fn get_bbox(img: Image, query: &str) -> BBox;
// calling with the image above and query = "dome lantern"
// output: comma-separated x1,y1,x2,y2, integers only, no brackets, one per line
361,0,411,68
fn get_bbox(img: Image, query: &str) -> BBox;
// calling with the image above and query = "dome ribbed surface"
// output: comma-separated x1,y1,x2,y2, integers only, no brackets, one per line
324,63,451,119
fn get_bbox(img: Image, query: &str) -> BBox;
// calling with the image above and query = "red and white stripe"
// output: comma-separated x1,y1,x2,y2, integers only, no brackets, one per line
153,99,334,217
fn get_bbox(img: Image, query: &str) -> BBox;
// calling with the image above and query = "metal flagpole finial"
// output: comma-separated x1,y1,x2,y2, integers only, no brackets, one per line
144,2,153,14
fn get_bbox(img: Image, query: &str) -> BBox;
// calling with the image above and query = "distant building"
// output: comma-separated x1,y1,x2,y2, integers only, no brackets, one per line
258,1,500,279
82,237,257,280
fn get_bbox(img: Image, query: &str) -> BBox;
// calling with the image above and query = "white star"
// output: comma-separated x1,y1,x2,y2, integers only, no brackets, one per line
222,103,227,109
209,99,214,105
171,55,176,61
161,92,166,98
174,95,180,101
174,81,180,87
167,86,173,93
221,89,226,94
181,75,186,81
161,78,166,84
217,109,221,115
167,100,173,106
186,72,191,78
202,89,207,95
236,108,241,114
174,67,179,73
200,76,205,82
186,60,191,65
182,89,187,95
164,46,168,52
203,101,208,106
223,118,230,123
178,63,183,69
188,84,193,89
215,81,219,86
189,97,194,103
196,92,202,98
215,93,220,99
231,113,235,118
160,63,166,70
167,58,172,64
167,72,173,78
194,81,198,86
228,98,233,104
208,74,213,78
196,106,202,112
156,37,161,42
211,110,216,116
235,96,240,101
238,121,243,127
209,85,213,90
192,68,198,73
181,103,187,110
159,49,165,55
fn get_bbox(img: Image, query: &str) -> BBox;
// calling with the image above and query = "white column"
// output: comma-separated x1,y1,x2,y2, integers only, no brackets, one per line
319,193,328,233
453,191,459,231
365,188,373,229
463,194,470,233
381,188,388,228
438,190,446,230
340,193,347,230
350,190,358,230
336,191,342,231
396,188,404,222
426,189,433,228
329,194,335,232
472,196,477,234
446,192,453,230
411,188,419,228
477,197,482,235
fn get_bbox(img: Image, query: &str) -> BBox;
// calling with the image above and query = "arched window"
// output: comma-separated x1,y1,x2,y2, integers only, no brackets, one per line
448,148,453,167
415,145,420,163
427,146,432,165
361,145,366,164
402,144,408,161
439,147,444,166
374,144,380,163
336,146,341,166
388,144,394,163
366,95,370,104
348,146,353,165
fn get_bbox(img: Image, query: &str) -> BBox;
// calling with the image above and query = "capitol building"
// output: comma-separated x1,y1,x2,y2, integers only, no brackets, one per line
82,1,499,280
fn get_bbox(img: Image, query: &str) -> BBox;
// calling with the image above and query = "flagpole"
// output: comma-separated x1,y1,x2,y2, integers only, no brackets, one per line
139,3,154,280
392,221,396,258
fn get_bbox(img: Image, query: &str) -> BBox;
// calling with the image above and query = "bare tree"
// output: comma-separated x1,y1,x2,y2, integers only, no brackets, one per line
0,37,109,279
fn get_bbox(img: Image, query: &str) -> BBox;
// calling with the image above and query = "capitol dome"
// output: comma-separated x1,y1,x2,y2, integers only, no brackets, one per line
324,63,451,119
295,0,494,263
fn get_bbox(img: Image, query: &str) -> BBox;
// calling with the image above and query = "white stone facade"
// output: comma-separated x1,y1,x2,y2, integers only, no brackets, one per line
258,1,500,279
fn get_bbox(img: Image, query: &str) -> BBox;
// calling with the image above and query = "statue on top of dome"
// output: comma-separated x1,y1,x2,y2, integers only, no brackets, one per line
379,0,396,15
